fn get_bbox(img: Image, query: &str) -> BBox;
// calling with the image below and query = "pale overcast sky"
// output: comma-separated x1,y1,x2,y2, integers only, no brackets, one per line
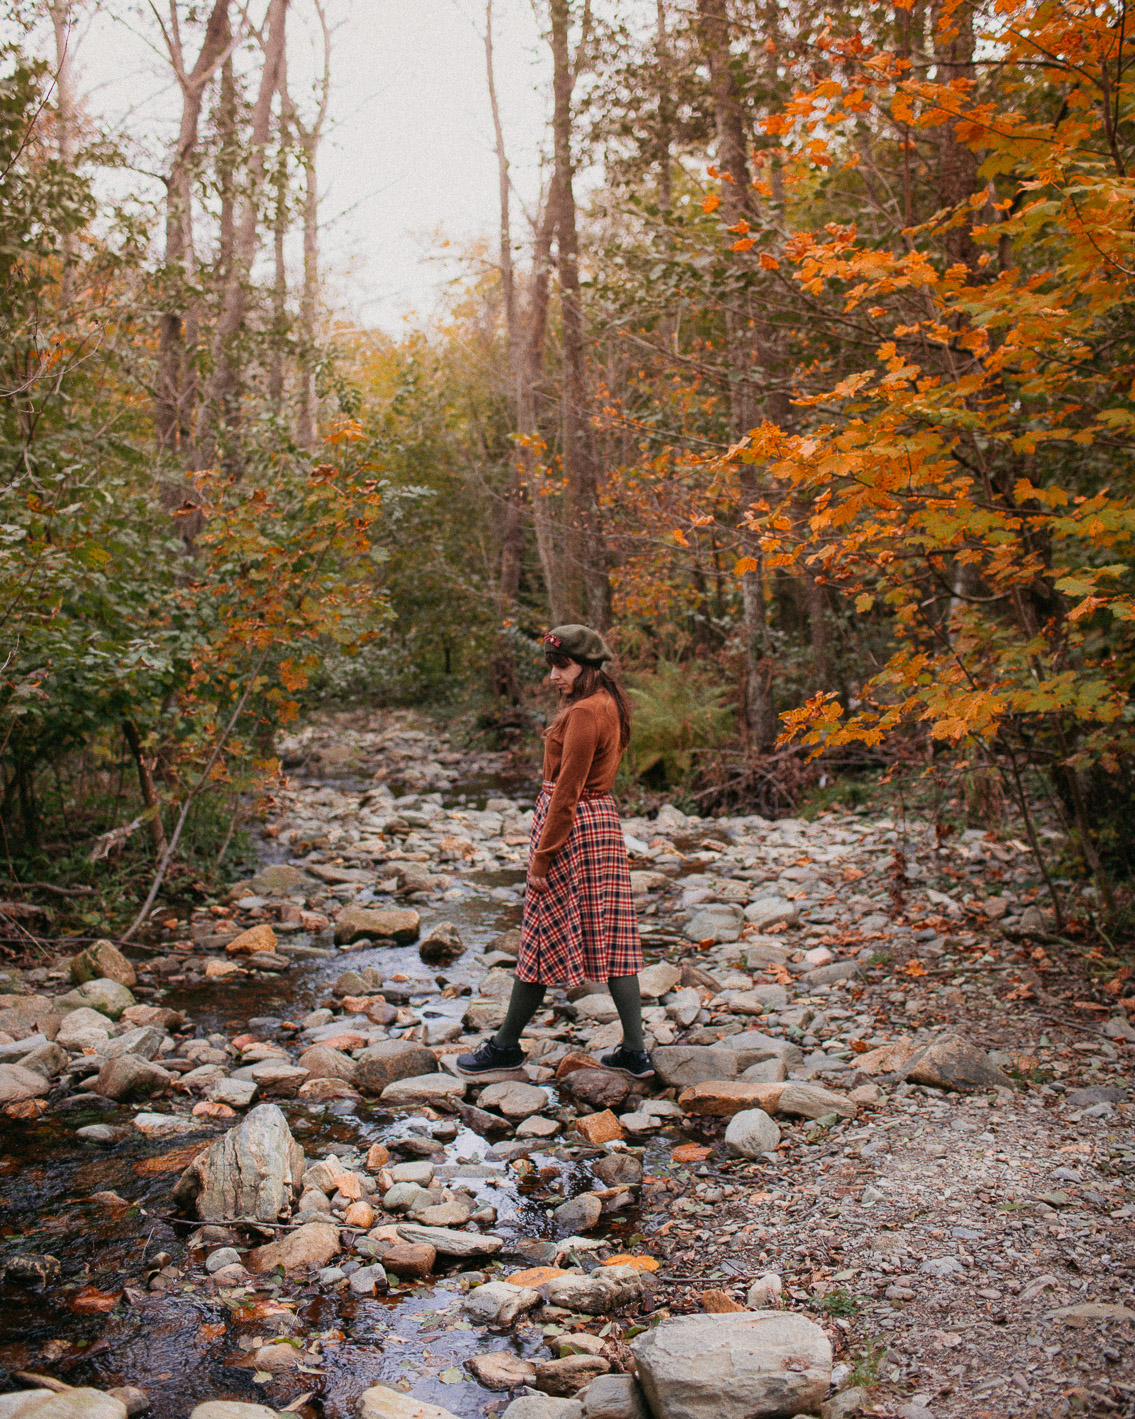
62,0,552,331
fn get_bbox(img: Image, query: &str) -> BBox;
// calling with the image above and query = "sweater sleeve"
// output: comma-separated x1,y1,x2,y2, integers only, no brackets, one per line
529,705,601,878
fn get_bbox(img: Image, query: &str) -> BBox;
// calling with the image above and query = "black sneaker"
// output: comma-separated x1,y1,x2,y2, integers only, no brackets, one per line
600,1046,655,1080
455,1039,525,1078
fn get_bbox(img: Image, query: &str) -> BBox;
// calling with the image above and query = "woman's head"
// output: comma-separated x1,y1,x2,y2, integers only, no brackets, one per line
542,624,631,749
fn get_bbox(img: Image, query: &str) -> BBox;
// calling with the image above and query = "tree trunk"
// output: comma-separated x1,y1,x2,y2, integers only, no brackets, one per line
123,721,169,859
194,0,289,471
695,0,778,752
156,0,233,462
932,0,978,269
269,71,289,417
290,0,330,453
549,0,610,631
47,0,76,310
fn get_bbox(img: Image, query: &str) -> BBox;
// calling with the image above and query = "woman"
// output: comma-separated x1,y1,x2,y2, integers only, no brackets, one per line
457,624,652,1080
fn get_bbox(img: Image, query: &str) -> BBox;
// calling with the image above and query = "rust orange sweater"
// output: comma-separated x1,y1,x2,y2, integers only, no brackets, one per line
529,691,624,878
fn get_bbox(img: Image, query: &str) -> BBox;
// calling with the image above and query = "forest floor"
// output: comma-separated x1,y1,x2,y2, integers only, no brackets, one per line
0,708,1132,1419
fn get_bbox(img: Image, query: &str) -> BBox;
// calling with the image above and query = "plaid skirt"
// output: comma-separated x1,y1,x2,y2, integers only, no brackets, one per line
517,786,643,987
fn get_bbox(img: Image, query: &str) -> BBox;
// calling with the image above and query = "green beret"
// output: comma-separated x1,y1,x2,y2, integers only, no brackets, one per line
543,624,615,666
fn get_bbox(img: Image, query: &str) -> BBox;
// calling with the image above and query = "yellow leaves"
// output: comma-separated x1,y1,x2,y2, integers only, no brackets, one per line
732,237,756,252
855,593,874,613
759,252,780,270
702,194,721,214
603,1254,661,1272
734,556,759,575
672,528,690,547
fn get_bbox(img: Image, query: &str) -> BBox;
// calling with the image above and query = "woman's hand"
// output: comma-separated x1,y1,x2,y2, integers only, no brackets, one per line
527,872,550,894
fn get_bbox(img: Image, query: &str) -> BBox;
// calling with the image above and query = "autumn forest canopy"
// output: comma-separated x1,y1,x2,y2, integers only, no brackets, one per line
2,0,1135,940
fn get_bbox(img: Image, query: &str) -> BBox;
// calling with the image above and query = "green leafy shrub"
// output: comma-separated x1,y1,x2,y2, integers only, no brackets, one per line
623,660,734,787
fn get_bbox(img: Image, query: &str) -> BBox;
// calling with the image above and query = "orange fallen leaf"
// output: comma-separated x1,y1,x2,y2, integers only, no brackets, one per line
3,1100,48,1120
192,1101,236,1120
603,1254,660,1272
671,1143,712,1163
506,1266,568,1287
904,960,927,977
133,1143,208,1177
850,1039,869,1053
197,1322,227,1341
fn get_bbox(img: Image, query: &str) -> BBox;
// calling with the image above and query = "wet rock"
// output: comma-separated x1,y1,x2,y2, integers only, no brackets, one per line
71,941,136,988
356,1041,437,1095
902,1034,1011,1091
94,1055,171,1101
349,1262,388,1295
776,1083,856,1120
298,1044,357,1083
191,1408,281,1419
1,1254,60,1285
573,1110,624,1145
395,1223,504,1257
380,1073,466,1106
820,1388,867,1419
631,1311,831,1419
536,1356,612,1395
554,1193,603,1233
224,924,278,956
0,1390,128,1419
652,1047,738,1088
299,1077,360,1103
77,1124,122,1144
104,1390,147,1418
252,1340,306,1370
207,1078,258,1108
389,1160,436,1186
358,1388,460,1419
59,979,135,1020
488,928,521,957
0,1063,50,1103
246,1220,340,1273
467,1352,537,1390
463,1280,541,1326
582,1376,648,1419
381,1182,433,1214
542,1265,644,1314
419,922,465,965
724,1108,781,1158
561,1070,631,1111
743,898,798,930
205,1246,241,1273
335,905,420,945
370,1240,435,1278
517,1115,561,1139
592,1153,643,1187
172,1102,304,1222
132,1112,201,1137
103,1027,164,1062
417,1197,476,1227
56,1007,113,1049
479,1080,550,1119
678,1081,784,1118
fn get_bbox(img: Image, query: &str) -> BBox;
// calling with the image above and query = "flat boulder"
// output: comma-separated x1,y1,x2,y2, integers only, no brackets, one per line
776,1082,856,1120
631,1311,831,1419
380,1073,466,1106
225,924,279,956
742,898,798,930
903,1034,1011,1092
0,1390,128,1419
298,1044,357,1083
542,1265,644,1315
396,1224,504,1258
358,1387,460,1419
0,1063,50,1104
250,864,310,896
479,1080,549,1119
678,1080,784,1118
853,1038,917,1076
638,964,681,999
70,940,136,987
723,1031,803,1069
335,905,420,945
560,1069,631,1111
94,1055,170,1102
356,1040,437,1095
172,1102,304,1221
651,1046,738,1088
247,1220,341,1274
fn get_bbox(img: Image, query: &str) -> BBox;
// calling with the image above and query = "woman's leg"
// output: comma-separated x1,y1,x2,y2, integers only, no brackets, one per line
493,979,547,1049
608,974,645,1053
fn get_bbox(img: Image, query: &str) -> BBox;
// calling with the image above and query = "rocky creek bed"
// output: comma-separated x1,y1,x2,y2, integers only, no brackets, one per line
0,710,1132,1419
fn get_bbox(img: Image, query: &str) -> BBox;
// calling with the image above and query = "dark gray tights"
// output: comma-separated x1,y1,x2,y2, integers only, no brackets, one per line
493,974,644,1053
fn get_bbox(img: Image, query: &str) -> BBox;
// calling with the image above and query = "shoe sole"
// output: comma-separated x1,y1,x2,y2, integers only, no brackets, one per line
602,1062,656,1081
455,1065,528,1082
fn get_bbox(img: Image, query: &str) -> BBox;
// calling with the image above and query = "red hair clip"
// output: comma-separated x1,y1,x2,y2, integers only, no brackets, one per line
543,632,562,647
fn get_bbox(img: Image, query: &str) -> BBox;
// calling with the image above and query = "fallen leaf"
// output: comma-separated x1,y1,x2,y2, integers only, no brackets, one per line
70,1286,119,1314
850,1039,869,1053
3,1100,48,1120
192,1101,236,1120
671,1144,712,1163
602,1254,660,1272
904,960,926,977
133,1143,208,1177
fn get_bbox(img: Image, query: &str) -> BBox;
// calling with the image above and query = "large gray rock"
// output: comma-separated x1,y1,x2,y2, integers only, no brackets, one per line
723,1031,803,1069
355,1040,436,1095
0,1391,127,1419
102,1026,164,1061
685,905,744,943
358,1388,459,1419
298,1044,357,1083
395,1224,504,1257
94,1055,170,1101
631,1311,831,1419
380,1073,465,1106
335,905,420,945
70,940,136,987
651,1046,738,1088
542,1265,644,1315
191,1406,281,1419
246,1220,340,1273
172,1102,304,1221
743,899,798,930
58,979,135,1020
724,1108,781,1158
902,1034,1011,1092
462,1280,541,1326
582,1376,649,1419
502,1400,582,1419
0,1063,51,1103
776,1082,856,1120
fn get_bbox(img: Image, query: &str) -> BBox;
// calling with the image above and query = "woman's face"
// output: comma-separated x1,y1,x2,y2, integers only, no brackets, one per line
548,656,584,694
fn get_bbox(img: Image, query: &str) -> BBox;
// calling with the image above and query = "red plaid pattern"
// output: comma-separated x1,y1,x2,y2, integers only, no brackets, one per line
517,788,642,987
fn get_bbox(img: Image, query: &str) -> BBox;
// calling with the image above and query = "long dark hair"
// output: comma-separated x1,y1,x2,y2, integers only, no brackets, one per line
545,657,632,750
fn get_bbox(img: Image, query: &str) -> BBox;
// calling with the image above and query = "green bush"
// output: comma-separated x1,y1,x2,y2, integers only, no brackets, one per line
623,659,734,787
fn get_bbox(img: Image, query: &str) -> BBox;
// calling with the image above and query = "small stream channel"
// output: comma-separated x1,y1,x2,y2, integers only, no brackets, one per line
0,765,700,1419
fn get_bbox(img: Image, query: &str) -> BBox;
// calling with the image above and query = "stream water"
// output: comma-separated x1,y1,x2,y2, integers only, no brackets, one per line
0,766,693,1419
